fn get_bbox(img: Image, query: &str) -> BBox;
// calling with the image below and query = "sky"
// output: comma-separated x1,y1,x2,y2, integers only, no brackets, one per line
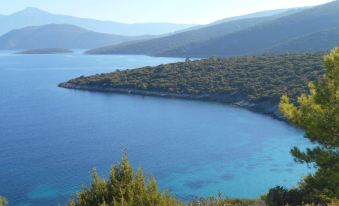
0,0,334,24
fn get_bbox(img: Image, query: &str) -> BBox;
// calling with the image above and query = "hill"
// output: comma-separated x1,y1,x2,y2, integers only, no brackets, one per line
86,8,299,55
59,52,325,119
0,7,196,36
160,0,339,57
0,24,151,50
268,27,339,53
89,1,339,57
210,7,304,25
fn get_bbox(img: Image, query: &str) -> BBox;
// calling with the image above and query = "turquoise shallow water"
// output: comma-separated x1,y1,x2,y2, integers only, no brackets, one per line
0,51,312,205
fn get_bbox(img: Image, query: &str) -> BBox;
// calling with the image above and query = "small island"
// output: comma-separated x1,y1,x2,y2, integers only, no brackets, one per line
59,52,325,119
17,48,73,54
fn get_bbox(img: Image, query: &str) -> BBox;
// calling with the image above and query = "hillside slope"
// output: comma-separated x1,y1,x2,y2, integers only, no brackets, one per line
0,24,150,49
90,1,339,57
161,0,339,57
268,27,339,53
86,9,300,55
86,16,283,55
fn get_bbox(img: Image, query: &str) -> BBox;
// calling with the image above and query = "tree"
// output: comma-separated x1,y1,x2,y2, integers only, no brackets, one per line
69,151,183,206
279,48,339,203
0,196,7,206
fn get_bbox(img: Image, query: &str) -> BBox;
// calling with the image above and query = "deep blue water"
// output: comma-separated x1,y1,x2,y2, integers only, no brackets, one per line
0,51,311,206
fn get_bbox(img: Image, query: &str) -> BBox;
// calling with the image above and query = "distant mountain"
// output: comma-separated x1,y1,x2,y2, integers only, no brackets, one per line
89,1,339,57
210,8,305,25
86,8,299,55
0,24,152,49
0,7,197,36
161,1,339,57
269,27,339,53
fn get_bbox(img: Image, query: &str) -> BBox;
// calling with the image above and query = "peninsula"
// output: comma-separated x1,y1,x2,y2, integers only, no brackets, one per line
59,52,325,119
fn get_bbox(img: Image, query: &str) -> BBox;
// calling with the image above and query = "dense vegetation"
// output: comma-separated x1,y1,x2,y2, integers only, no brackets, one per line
61,52,324,117
276,48,338,205
87,1,339,57
68,151,183,206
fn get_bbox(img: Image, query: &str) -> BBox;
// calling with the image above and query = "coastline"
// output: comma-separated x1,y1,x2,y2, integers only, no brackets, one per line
59,82,285,121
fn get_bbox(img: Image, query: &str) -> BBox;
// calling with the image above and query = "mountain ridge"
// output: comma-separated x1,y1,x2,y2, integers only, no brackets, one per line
0,7,197,36
87,1,339,57
0,24,153,49
86,8,303,55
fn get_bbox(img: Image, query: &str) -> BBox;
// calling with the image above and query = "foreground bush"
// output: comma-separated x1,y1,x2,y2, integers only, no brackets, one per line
69,151,184,206
68,151,265,206
189,193,264,206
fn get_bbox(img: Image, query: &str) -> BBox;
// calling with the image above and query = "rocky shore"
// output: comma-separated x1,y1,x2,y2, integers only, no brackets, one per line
58,82,284,121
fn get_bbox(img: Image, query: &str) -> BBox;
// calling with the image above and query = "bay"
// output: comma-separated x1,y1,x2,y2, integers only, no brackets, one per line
0,51,311,206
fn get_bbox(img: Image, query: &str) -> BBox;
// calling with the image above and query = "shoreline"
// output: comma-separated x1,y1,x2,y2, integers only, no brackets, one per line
59,82,285,121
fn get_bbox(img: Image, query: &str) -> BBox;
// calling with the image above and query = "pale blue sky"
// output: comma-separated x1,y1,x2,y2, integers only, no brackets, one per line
0,0,333,24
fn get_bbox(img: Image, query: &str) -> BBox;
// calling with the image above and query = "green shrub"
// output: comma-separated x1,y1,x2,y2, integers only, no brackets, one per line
0,196,7,206
69,151,183,206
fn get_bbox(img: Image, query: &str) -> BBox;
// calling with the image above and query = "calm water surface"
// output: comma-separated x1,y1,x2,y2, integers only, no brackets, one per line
0,51,311,206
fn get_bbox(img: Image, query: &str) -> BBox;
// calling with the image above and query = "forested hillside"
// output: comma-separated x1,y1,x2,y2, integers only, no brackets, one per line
0,7,195,36
160,0,339,57
269,27,339,53
86,9,298,55
60,52,324,118
86,16,275,55
88,1,339,57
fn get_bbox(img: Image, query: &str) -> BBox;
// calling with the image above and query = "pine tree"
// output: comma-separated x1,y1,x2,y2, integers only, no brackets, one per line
69,151,183,206
279,48,339,202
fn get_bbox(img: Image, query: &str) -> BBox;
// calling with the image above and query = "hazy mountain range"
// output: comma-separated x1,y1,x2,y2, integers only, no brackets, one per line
0,7,196,36
85,8,305,55
87,0,339,57
0,24,154,50
210,7,305,25
0,1,338,54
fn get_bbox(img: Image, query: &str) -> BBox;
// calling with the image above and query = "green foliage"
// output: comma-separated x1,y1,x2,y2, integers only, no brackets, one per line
263,186,305,206
189,193,264,206
68,151,266,206
279,48,339,204
0,196,7,206
69,151,183,206
264,186,289,206
65,53,324,105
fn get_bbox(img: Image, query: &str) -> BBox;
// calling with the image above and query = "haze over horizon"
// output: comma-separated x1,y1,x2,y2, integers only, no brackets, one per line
0,0,334,24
